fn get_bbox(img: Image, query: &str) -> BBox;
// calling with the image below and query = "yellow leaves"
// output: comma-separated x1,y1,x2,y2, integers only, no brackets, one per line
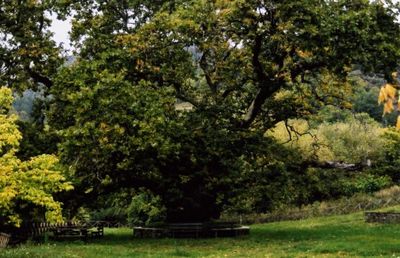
267,119,333,161
98,123,125,146
215,0,232,9
99,122,109,131
378,83,397,106
0,115,22,150
45,208,64,224
27,0,39,7
268,117,386,164
0,87,22,154
0,87,13,112
297,50,312,58
384,100,394,114
99,136,109,144
0,90,73,226
378,83,400,129
1,153,73,226
342,101,352,109
397,116,400,129
136,59,145,70
17,45,43,58
0,187,17,207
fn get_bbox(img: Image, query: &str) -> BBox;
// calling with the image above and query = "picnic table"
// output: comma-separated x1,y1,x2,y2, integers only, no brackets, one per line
167,223,204,238
133,222,250,238
50,224,104,240
51,225,89,240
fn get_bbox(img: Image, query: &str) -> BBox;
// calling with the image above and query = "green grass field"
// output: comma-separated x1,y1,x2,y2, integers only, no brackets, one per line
2,209,400,258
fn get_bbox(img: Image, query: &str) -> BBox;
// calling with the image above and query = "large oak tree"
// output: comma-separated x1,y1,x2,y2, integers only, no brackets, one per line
2,0,400,222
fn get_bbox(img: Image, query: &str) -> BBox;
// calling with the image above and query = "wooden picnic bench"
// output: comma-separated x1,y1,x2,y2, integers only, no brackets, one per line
133,221,250,238
133,227,165,238
203,222,249,237
167,223,204,238
133,223,205,238
88,226,104,238
51,225,89,240
50,224,104,240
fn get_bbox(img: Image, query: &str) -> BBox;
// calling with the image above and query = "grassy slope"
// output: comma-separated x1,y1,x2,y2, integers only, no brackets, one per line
2,208,400,258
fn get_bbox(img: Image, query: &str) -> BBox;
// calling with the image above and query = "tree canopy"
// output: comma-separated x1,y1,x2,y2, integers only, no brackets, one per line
1,0,400,222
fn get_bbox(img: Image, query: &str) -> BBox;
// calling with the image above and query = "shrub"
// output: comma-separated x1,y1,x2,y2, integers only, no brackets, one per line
221,185,400,225
127,190,166,226
341,174,392,196
0,87,73,227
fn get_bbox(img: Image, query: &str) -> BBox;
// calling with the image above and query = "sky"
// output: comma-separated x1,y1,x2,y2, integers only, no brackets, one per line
50,14,72,49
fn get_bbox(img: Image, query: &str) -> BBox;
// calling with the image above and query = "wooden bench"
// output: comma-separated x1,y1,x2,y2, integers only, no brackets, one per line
210,226,250,237
51,223,104,241
204,222,237,229
204,222,249,237
51,226,90,240
133,221,250,238
167,223,204,238
0,233,10,248
133,227,165,238
88,226,104,238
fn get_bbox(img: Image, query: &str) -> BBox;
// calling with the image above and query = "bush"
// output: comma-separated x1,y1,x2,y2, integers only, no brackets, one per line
341,174,391,195
221,186,400,225
268,112,386,164
89,190,135,224
127,190,166,226
0,87,73,227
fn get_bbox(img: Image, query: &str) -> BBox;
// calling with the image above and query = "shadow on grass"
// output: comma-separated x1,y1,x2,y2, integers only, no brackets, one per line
249,221,400,256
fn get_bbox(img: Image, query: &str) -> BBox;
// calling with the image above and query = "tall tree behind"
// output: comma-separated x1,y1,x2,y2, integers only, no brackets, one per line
1,0,400,222
0,1,62,91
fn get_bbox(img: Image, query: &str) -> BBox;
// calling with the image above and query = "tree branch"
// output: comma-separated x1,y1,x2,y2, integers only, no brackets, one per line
199,51,217,94
27,68,53,88
170,81,199,108
240,35,280,128
304,160,370,171
290,59,326,82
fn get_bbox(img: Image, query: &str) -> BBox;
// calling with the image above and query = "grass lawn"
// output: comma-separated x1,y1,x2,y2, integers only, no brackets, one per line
2,209,400,258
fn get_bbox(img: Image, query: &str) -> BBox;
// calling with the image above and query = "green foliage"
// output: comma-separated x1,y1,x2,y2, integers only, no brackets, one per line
90,190,136,223
226,186,400,225
311,105,354,125
57,1,400,221
12,90,61,160
381,129,400,167
127,190,166,226
2,0,400,222
373,129,400,183
262,110,392,212
317,114,385,164
352,83,398,125
341,174,391,195
0,87,72,227
0,1,62,91
224,143,299,214
269,111,386,164
16,120,60,161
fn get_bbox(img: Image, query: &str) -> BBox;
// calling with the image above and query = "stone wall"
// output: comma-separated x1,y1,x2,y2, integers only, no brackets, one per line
365,212,400,223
